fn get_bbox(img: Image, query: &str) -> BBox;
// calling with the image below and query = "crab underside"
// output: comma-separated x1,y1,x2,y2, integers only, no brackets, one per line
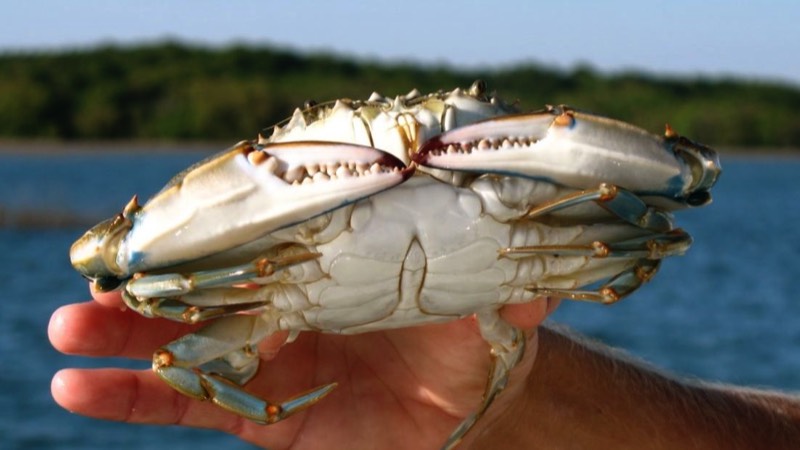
70,82,720,449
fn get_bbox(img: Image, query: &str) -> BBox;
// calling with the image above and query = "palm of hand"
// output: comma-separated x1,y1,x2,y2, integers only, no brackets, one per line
245,320,495,448
50,291,544,450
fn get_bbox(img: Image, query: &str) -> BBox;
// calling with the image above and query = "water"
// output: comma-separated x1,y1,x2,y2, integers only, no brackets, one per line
1,148,798,449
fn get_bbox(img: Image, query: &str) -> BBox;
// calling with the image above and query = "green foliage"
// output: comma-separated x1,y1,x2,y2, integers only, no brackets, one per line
0,42,798,149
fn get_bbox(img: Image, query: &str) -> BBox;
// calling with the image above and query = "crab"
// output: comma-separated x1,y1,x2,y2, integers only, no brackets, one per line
70,81,721,448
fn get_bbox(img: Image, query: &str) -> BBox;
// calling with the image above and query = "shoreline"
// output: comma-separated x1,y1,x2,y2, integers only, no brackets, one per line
1,139,798,159
0,139,229,154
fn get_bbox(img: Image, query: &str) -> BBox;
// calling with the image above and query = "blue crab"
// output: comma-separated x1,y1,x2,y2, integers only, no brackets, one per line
70,81,720,448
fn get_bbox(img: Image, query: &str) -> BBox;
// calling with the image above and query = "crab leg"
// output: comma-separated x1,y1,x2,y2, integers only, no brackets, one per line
497,184,688,304
443,310,525,450
475,310,525,401
525,183,674,232
153,314,336,423
126,250,320,298
122,281,312,325
121,289,268,324
500,229,692,260
527,258,661,304
121,250,319,323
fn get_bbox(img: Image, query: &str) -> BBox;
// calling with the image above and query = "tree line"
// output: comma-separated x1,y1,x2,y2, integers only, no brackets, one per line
1,42,798,150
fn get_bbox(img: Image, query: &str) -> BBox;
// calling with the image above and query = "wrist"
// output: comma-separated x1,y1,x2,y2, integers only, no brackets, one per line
459,328,541,448
465,324,800,449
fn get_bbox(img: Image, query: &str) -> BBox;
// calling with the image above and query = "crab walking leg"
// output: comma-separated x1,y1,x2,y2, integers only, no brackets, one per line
121,289,270,324
527,258,661,304
122,251,320,323
197,346,261,385
500,229,692,260
121,283,312,325
442,310,525,450
154,314,336,423
126,251,321,299
475,310,525,402
525,183,674,232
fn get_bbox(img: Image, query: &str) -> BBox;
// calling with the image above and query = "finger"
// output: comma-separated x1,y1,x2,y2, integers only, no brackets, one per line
49,301,196,359
257,330,291,361
90,285,126,308
87,287,291,361
499,297,549,330
51,368,245,433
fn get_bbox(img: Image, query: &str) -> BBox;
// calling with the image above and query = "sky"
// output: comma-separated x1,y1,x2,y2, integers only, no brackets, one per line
2,0,799,85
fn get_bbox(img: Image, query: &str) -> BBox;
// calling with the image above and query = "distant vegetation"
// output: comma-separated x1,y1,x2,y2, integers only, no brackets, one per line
1,42,798,150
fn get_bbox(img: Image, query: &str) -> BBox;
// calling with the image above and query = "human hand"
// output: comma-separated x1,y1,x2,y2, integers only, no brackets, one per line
49,288,559,449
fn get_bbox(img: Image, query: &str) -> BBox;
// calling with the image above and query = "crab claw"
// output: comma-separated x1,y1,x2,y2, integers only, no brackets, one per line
80,141,413,276
415,107,720,206
662,128,721,206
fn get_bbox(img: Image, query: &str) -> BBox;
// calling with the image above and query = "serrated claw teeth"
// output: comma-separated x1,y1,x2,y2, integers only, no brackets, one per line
419,135,540,158
246,142,412,187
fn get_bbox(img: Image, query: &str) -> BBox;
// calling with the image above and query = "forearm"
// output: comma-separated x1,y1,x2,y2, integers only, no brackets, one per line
470,324,800,449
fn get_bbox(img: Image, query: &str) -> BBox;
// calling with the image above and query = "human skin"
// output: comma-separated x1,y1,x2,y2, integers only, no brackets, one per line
465,326,800,449
49,289,556,449
50,290,800,449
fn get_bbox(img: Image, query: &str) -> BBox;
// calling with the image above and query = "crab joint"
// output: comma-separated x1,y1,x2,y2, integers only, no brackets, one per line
635,264,658,282
153,349,175,369
592,241,611,258
256,251,323,277
182,306,202,324
599,287,621,304
266,404,283,423
598,183,619,202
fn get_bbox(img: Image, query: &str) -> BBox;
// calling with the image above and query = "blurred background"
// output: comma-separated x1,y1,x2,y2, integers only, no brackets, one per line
1,1,798,449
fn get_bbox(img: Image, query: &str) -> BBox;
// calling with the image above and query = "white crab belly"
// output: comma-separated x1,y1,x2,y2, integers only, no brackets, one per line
276,175,650,334
289,176,514,333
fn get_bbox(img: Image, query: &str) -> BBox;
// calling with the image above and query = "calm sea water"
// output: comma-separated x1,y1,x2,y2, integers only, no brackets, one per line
1,148,798,449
